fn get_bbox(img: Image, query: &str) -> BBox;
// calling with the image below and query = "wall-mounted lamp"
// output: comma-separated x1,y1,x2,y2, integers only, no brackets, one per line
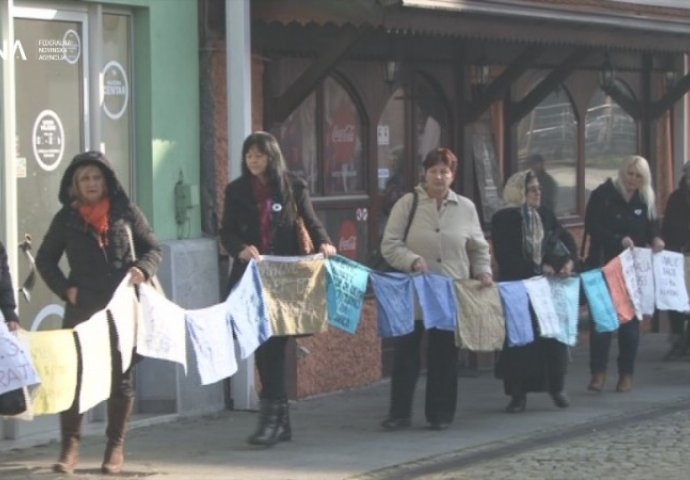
665,70,677,89
384,60,399,85
600,53,615,88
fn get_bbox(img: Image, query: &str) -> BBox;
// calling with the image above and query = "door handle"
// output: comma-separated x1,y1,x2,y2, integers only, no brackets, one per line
18,234,36,303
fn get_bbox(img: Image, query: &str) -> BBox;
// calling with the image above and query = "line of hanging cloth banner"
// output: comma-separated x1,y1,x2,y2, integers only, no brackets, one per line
1,248,689,418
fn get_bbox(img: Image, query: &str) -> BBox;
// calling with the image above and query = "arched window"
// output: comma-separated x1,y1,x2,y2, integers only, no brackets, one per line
584,81,637,202
517,84,577,216
377,87,406,220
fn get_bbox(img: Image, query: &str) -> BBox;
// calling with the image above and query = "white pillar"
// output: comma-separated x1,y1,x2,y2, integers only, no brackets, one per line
226,0,257,410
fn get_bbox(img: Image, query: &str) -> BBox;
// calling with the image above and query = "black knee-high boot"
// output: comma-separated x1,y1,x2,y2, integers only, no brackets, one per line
247,399,282,447
278,400,291,442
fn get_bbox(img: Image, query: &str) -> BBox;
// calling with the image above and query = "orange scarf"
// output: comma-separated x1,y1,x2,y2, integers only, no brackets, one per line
78,198,111,248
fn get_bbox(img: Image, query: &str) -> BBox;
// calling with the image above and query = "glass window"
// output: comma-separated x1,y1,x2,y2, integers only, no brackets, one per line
323,77,364,194
377,87,406,221
413,76,448,181
517,84,577,216
584,82,637,202
272,93,317,193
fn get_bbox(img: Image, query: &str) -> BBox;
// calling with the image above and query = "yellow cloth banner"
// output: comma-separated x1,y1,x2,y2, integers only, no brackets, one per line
258,256,328,336
29,330,78,416
454,280,505,351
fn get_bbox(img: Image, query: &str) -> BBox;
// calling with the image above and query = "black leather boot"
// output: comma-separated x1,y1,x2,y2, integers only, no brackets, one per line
278,400,291,442
247,399,282,447
53,407,84,473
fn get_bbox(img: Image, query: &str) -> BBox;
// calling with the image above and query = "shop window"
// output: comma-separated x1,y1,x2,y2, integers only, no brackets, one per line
323,77,364,194
517,84,577,216
584,82,637,202
272,75,364,196
413,75,448,180
377,87,406,220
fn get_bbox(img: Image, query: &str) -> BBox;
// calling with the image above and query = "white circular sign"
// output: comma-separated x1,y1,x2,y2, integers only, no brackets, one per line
32,109,65,171
102,60,129,120
31,304,65,331
62,29,81,64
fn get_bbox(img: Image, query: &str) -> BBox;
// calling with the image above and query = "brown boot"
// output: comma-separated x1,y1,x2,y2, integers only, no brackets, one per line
616,374,633,393
588,372,607,392
53,408,84,473
101,397,135,474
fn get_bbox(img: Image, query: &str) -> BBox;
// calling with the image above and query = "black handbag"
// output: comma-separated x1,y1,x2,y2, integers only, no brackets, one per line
0,387,27,416
368,191,418,272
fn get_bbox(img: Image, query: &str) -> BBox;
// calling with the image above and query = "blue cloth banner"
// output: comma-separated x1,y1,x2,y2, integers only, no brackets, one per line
228,260,271,359
369,272,415,338
548,277,581,346
325,256,370,334
497,281,533,347
413,274,458,332
580,269,619,333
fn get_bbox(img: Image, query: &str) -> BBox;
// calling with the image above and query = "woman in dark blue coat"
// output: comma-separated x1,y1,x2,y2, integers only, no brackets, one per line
220,131,336,447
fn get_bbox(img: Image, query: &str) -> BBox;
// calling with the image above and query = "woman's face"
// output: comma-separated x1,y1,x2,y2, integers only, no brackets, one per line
76,165,106,204
525,177,541,208
424,163,454,200
622,165,644,193
245,145,269,180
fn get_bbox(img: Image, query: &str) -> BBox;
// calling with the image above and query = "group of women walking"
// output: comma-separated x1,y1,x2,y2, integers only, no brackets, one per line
1,130,687,475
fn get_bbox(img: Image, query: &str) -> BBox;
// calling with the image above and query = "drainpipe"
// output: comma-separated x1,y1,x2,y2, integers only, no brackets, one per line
226,0,257,411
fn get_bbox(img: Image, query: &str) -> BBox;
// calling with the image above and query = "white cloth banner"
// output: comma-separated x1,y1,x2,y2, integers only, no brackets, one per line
105,274,141,372
632,248,655,316
653,250,690,312
523,276,560,338
138,284,188,373
228,260,271,359
619,249,643,320
0,323,40,396
74,310,112,413
186,303,237,386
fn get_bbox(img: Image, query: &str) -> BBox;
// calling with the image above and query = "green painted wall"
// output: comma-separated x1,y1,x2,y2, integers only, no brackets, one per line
86,0,201,240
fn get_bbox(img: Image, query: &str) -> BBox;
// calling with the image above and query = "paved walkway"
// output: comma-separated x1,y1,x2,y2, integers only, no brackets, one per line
1,332,689,479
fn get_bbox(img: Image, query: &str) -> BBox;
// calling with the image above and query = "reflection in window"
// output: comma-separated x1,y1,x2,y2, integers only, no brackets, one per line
413,76,447,180
323,77,364,194
584,82,637,202
271,93,317,193
377,87,406,218
517,84,577,216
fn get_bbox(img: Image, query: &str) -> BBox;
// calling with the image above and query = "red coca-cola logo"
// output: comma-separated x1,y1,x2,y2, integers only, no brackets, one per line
338,219,358,260
329,104,357,165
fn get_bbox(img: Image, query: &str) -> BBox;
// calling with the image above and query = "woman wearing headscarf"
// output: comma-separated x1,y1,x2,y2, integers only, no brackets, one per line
36,151,162,474
584,155,664,393
220,131,336,447
379,148,493,431
491,169,577,413
660,161,690,360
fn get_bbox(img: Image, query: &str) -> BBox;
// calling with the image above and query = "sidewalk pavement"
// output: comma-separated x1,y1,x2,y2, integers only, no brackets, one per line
1,332,689,480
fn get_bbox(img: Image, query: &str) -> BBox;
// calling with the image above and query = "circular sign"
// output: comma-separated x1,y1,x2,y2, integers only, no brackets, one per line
62,29,81,64
338,219,358,260
102,60,129,120
32,110,65,172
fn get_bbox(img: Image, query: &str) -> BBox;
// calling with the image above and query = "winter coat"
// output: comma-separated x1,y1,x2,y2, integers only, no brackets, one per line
491,206,578,281
584,178,658,268
661,181,690,253
220,174,331,292
36,154,162,328
0,241,19,324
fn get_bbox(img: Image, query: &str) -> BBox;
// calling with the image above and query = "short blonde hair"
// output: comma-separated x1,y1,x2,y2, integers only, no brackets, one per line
70,164,108,204
613,155,656,220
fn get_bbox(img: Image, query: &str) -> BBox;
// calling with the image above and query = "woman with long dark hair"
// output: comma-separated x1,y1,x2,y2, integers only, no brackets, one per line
220,131,336,447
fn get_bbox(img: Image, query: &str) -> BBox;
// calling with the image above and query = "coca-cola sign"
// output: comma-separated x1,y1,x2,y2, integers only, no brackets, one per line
329,104,357,165
338,219,358,260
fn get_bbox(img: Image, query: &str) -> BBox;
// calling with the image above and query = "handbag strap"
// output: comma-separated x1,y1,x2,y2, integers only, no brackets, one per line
402,190,419,242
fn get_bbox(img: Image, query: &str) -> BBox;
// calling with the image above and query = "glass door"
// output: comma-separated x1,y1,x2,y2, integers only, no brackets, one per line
14,8,88,331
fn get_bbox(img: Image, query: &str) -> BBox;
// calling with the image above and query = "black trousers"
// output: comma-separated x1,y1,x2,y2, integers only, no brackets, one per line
388,321,458,424
255,336,289,401
589,318,640,375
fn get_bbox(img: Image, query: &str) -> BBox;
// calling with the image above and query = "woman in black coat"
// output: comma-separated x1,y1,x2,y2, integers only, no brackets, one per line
220,131,336,447
584,155,664,393
36,151,161,474
491,170,577,413
660,161,690,360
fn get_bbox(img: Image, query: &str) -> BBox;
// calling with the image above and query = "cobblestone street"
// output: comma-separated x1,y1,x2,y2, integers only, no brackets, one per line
419,406,690,480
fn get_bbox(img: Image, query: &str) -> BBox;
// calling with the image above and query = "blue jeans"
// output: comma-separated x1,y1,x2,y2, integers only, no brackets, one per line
589,319,640,375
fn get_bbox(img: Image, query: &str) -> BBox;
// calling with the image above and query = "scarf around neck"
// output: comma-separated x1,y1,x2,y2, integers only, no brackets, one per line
78,197,111,248
521,204,544,270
